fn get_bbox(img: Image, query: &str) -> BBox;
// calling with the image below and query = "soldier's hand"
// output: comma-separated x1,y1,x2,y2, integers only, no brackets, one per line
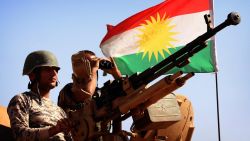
81,56,93,79
72,55,92,80
49,118,74,136
88,56,100,72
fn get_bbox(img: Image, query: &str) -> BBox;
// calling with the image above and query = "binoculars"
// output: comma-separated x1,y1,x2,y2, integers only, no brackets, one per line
99,60,114,69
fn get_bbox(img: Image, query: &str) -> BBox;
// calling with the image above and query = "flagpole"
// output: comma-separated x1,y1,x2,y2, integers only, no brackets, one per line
215,72,221,141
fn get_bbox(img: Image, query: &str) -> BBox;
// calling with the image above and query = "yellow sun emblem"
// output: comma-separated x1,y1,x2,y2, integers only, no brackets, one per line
137,12,178,62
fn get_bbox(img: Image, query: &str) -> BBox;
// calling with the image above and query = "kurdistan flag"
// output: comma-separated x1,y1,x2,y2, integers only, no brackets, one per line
100,0,216,76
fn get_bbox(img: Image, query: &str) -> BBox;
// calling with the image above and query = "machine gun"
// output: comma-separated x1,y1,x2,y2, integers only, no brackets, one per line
91,12,240,140
97,12,240,119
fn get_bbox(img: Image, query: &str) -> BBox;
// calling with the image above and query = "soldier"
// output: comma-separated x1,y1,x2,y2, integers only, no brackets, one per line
58,50,121,141
7,50,73,141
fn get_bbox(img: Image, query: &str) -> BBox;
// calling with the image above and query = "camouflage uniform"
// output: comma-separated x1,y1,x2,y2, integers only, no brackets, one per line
7,91,72,141
58,83,78,112
58,83,97,141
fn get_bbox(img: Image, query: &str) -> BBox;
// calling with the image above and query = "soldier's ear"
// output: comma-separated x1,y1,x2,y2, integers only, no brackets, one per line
28,72,36,81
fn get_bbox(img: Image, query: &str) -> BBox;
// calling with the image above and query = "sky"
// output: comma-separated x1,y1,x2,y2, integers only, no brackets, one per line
0,0,249,141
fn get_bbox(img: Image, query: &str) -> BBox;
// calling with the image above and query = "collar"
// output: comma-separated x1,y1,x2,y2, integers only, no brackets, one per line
26,91,42,105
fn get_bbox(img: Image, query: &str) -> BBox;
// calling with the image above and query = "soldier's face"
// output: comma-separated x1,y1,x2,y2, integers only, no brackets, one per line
38,66,58,89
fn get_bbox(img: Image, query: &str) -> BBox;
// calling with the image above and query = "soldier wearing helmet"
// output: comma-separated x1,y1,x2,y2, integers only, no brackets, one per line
7,50,74,141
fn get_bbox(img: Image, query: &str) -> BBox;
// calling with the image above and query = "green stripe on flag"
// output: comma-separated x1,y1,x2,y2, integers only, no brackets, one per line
114,40,215,76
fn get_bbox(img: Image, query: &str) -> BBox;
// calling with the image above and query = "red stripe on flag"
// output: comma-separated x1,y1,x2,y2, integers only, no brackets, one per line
100,0,211,45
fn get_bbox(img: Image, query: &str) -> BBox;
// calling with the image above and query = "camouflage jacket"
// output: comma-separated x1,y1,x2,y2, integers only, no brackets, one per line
7,91,73,141
58,83,78,112
58,83,97,141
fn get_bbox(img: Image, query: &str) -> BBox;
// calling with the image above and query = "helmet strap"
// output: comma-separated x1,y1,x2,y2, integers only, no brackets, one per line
28,79,37,89
28,68,40,89
28,81,32,89
56,81,59,87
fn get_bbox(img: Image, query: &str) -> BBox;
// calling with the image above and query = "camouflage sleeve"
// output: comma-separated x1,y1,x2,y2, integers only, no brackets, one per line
7,94,50,141
58,89,66,110
58,83,73,112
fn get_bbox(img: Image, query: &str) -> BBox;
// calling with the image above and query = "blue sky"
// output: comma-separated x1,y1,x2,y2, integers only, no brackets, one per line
0,0,249,141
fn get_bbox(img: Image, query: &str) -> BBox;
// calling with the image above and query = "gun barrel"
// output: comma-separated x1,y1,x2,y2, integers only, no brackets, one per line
175,72,194,86
143,72,194,108
167,71,183,83
118,71,184,114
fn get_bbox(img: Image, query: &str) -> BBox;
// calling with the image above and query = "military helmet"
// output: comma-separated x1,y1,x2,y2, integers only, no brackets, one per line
23,50,60,75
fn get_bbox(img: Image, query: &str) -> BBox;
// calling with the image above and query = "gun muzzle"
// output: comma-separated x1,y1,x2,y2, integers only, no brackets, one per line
226,12,241,25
